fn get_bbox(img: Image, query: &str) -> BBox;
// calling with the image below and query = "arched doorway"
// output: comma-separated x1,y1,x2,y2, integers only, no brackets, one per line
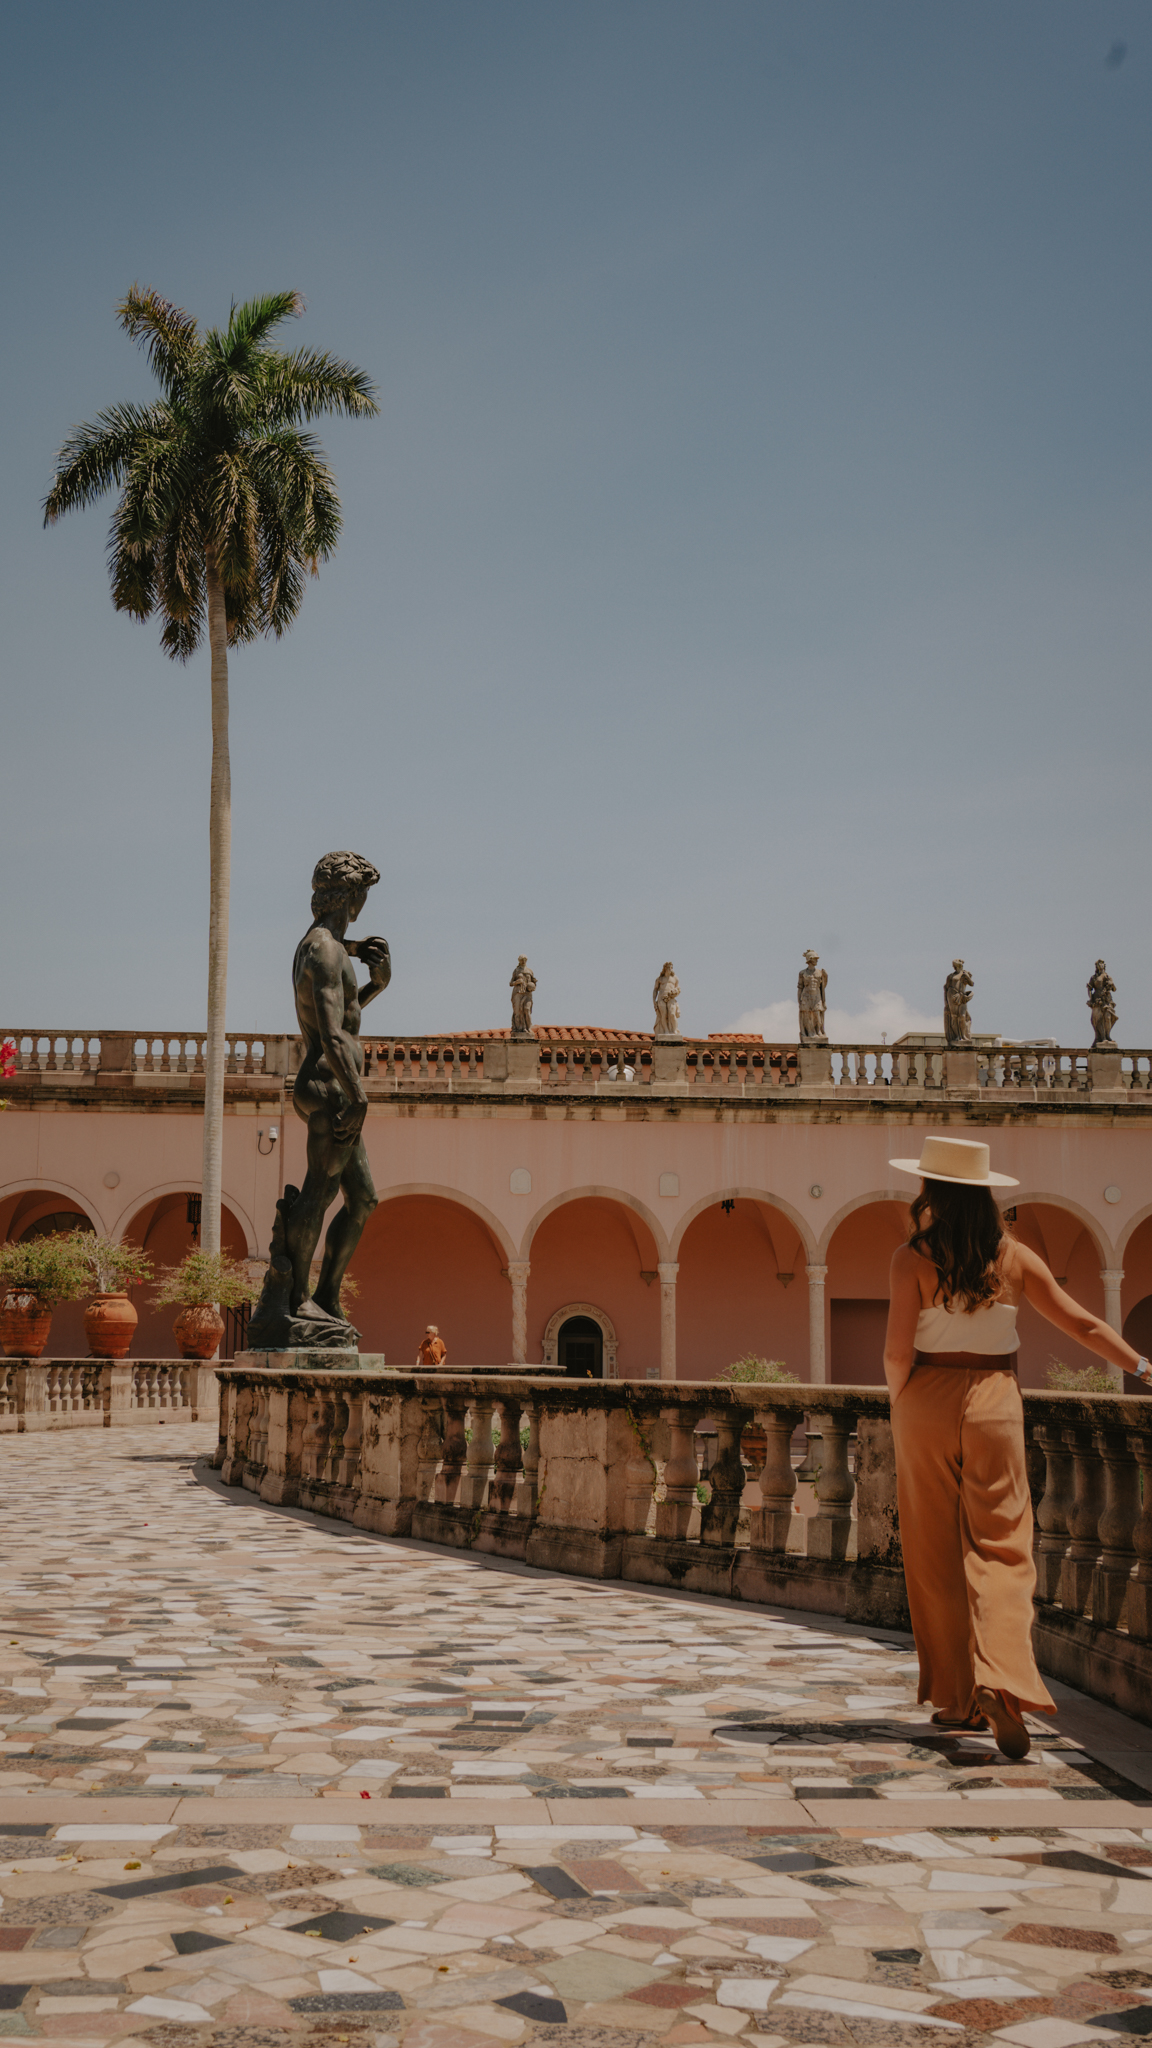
558,1315,603,1379
542,1303,617,1378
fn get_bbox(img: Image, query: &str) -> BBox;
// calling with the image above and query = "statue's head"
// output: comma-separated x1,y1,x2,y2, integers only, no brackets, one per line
952,958,965,970
804,950,819,966
311,851,381,921
1096,959,1107,972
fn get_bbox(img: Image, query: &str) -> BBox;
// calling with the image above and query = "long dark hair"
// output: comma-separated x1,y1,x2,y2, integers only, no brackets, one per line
908,1177,1005,1309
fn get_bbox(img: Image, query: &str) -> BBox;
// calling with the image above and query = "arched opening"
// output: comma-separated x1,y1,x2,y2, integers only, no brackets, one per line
825,1199,910,1385
558,1315,604,1379
0,1189,99,1357
1006,1201,1105,1389
528,1196,661,1377
542,1304,617,1378
121,1194,250,1357
676,1197,809,1383
348,1193,511,1365
1119,1214,1152,1360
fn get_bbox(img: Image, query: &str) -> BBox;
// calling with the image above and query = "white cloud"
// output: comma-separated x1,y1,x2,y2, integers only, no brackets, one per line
730,989,940,1044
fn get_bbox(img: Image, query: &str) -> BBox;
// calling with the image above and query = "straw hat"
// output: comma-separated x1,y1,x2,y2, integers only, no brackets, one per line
889,1134,1018,1189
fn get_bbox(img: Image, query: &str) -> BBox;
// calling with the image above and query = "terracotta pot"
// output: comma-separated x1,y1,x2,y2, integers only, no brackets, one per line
84,1291,138,1359
0,1290,53,1359
172,1305,225,1360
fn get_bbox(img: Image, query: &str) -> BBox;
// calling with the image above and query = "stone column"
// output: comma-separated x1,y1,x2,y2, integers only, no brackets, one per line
657,1262,678,1381
1100,1267,1125,1390
806,1264,828,1386
507,1261,530,1365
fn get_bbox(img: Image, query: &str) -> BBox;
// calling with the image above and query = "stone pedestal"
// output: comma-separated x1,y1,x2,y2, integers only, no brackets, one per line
505,1037,541,1087
798,1044,832,1087
944,1047,978,1092
652,1039,687,1087
1090,1048,1125,1098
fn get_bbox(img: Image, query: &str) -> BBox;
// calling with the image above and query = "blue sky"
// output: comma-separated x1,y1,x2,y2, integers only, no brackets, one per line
3,2,1149,1043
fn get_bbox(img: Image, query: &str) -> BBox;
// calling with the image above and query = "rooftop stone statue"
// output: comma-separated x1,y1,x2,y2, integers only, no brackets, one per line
944,959,974,1048
798,951,828,1044
1088,960,1118,1048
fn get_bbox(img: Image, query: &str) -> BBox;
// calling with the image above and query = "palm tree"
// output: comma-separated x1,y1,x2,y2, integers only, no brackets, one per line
44,289,378,1256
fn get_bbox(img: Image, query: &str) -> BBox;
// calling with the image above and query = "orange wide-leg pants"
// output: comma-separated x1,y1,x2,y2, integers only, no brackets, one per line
890,1364,1054,1718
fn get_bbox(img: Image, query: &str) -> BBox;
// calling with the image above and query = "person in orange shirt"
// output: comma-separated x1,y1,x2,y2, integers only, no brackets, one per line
416,1325,447,1369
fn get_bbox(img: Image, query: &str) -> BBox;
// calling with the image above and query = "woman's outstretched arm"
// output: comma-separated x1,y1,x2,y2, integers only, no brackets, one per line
1017,1242,1147,1381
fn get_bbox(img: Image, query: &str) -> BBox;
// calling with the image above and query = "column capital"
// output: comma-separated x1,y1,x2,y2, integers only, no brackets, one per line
656,1261,679,1282
806,1263,828,1281
1100,1267,1125,1282
505,1259,531,1279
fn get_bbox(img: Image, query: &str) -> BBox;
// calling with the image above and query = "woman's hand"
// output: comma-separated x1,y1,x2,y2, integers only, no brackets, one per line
883,1244,922,1404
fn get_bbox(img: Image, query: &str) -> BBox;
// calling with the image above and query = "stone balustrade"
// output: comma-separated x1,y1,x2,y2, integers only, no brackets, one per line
216,1366,1152,1728
0,1358,217,1428
5,1027,1152,1100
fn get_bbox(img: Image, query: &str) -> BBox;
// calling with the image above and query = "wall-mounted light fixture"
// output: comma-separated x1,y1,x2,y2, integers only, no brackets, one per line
721,1199,735,1215
258,1125,279,1156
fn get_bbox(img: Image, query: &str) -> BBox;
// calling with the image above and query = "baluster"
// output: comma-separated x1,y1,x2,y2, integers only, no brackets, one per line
459,1398,495,1510
1035,1422,1075,1598
1090,1426,1140,1629
655,1404,701,1540
300,1394,334,1485
415,1398,443,1500
324,1394,348,1483
489,1399,523,1514
1125,1429,1152,1640
1058,1427,1105,1614
699,1410,748,1547
514,1401,542,1518
624,1409,656,1534
335,1391,364,1495
435,1398,468,1504
807,1409,856,1560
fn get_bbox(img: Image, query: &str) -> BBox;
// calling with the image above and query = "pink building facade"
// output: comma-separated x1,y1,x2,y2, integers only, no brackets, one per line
3,1027,1152,1386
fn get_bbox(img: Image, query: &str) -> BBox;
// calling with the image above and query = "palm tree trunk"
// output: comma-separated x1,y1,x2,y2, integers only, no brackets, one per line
201,548,231,1258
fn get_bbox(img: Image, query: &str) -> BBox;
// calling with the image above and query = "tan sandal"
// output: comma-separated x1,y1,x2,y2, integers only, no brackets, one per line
931,1708,991,1733
975,1686,1030,1759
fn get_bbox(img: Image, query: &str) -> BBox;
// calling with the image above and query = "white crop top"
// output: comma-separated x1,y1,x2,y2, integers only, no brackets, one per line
915,1297,1019,1354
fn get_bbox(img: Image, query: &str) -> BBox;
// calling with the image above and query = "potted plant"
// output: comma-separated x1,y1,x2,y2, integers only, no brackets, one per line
69,1233,154,1358
154,1250,256,1360
0,1232,89,1358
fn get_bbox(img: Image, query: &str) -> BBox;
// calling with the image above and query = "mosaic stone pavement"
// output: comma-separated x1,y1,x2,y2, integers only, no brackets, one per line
1,1430,1152,2048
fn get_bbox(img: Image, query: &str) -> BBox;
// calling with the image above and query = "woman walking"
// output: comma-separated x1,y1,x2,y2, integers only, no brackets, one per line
884,1134,1150,1759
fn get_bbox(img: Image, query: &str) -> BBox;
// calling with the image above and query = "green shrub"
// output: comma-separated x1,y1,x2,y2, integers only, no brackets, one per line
0,1232,90,1307
67,1232,153,1294
1046,1358,1118,1393
154,1251,256,1309
718,1354,798,1385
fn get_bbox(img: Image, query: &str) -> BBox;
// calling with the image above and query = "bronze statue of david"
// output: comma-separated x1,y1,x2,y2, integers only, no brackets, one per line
248,852,390,1352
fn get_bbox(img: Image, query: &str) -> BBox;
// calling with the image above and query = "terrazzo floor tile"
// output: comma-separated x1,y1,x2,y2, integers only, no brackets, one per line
2,1431,1152,2048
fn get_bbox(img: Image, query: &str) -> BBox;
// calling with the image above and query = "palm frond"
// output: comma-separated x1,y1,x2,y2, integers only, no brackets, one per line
263,348,379,423
43,401,173,524
247,431,343,561
155,506,205,627
160,610,203,662
107,522,157,620
224,580,265,646
206,451,259,590
117,287,200,396
115,432,199,550
223,291,303,359
252,492,308,637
